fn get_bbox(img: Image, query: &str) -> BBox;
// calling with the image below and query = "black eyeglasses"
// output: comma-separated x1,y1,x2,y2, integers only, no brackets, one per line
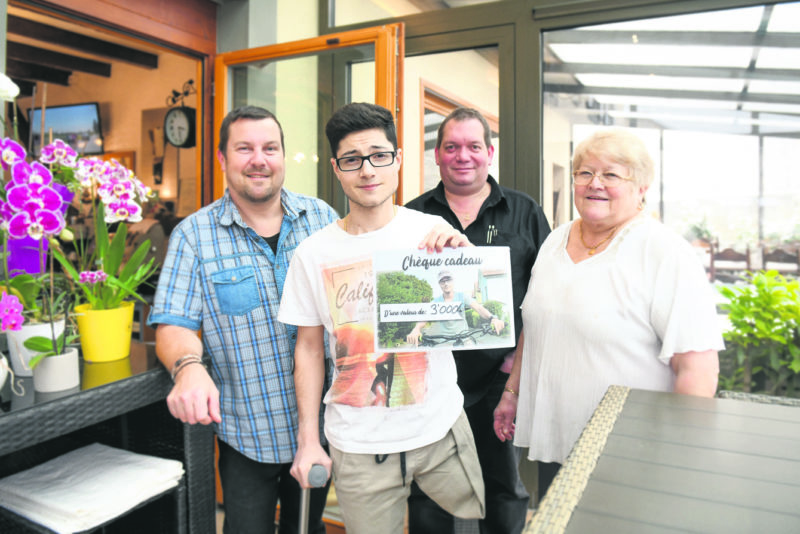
335,151,396,172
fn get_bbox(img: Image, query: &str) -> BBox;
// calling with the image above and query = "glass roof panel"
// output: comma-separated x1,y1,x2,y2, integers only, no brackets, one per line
605,109,753,127
756,48,800,70
591,94,739,110
767,2,800,32
747,113,800,131
741,102,800,115
579,6,764,32
549,44,753,68
575,73,745,92
748,79,800,94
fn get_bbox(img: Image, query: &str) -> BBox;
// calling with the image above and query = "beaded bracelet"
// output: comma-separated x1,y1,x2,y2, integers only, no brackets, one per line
172,360,205,382
170,354,203,382
504,385,519,396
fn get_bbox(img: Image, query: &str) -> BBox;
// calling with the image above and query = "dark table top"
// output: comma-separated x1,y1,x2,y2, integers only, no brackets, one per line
0,342,171,456
1,341,162,414
526,386,800,534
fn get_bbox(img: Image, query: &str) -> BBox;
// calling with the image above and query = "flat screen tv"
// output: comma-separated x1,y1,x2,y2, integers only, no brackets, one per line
27,102,104,157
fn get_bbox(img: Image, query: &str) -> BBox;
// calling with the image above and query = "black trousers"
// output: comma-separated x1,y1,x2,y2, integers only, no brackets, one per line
217,439,330,534
537,461,561,505
408,373,530,534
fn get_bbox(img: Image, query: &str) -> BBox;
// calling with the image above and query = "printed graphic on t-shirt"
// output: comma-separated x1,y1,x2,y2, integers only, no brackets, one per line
322,257,427,408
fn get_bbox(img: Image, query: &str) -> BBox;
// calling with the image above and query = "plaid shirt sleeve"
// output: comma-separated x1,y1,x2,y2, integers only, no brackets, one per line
148,222,204,331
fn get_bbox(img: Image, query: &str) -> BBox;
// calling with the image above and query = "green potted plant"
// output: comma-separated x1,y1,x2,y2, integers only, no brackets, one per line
717,270,800,397
47,156,158,363
2,133,157,366
23,292,81,393
684,217,714,246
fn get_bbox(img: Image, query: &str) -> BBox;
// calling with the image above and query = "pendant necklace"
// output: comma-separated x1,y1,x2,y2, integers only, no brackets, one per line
579,221,618,255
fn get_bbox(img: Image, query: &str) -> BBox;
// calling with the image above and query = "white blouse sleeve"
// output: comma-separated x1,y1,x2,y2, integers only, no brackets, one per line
646,229,726,363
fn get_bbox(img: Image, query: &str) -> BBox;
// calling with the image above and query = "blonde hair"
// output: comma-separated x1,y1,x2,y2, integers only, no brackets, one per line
572,130,654,188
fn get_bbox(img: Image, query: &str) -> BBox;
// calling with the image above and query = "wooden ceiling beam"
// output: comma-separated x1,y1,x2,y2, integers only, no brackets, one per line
7,15,158,69
5,58,72,86
7,41,112,77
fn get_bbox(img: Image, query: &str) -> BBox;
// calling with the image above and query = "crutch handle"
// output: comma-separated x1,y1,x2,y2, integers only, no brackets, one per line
308,464,328,487
299,464,328,532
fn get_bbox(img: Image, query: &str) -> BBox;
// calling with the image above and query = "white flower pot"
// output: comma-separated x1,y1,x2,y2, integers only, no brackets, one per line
32,347,80,393
0,354,8,391
6,322,66,377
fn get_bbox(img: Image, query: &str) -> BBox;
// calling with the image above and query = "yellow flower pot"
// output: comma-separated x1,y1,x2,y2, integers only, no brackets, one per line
75,301,135,362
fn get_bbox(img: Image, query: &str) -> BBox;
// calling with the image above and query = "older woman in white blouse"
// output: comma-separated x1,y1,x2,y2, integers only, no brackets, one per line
493,129,722,498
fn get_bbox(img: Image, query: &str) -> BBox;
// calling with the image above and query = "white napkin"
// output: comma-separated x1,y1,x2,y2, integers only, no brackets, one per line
0,443,184,533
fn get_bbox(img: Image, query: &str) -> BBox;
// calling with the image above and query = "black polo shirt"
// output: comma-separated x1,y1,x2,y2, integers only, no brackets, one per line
406,176,551,405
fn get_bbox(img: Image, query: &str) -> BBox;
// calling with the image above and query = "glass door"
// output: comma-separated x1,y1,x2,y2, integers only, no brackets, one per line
213,24,404,214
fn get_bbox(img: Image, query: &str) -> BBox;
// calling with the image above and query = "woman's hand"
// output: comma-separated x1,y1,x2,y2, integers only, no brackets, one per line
493,391,518,442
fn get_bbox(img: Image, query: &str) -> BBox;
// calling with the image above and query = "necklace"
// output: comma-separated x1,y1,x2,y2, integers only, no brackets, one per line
579,221,618,255
343,205,397,233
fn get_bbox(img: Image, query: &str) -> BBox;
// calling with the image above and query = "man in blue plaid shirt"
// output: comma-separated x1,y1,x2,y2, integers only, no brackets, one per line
148,106,338,534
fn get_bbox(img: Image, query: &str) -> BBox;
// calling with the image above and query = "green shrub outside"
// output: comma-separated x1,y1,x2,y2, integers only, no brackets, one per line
718,270,800,397
376,271,433,348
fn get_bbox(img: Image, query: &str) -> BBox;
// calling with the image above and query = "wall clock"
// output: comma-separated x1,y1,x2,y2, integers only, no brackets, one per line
164,106,196,148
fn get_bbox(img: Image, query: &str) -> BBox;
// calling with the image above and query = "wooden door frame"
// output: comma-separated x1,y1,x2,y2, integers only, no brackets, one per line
213,23,405,202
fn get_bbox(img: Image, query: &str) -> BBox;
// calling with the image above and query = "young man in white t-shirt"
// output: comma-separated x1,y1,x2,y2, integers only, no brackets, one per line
278,103,485,533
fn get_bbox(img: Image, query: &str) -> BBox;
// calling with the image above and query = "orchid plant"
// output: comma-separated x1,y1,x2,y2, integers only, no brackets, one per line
44,142,159,310
0,137,71,323
0,134,157,365
0,136,80,361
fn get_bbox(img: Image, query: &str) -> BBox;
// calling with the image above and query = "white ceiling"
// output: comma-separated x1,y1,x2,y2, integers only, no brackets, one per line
544,1,800,135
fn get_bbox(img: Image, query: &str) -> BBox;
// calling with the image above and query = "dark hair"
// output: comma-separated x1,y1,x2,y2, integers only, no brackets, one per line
436,107,492,150
325,102,397,156
218,105,285,154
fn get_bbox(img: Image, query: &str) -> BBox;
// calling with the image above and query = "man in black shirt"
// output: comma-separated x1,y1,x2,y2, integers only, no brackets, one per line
405,107,551,534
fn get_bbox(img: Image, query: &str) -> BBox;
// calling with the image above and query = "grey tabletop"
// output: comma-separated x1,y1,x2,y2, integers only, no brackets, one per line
525,386,800,534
